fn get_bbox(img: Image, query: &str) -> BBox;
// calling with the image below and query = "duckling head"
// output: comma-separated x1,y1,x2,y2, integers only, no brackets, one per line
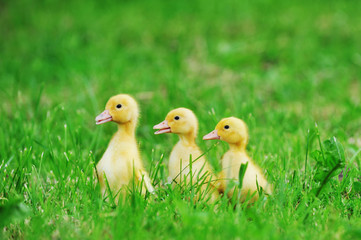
95,94,139,125
203,117,248,147
153,108,198,137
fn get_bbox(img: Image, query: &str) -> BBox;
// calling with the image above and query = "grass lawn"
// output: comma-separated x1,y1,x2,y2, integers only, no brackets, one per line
1,0,361,239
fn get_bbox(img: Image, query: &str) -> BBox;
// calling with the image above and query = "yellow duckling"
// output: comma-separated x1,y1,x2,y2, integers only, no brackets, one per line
95,94,154,202
153,108,220,201
203,117,272,203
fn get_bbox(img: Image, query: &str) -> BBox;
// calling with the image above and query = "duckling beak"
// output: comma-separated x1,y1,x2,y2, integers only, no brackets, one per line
203,130,220,140
95,110,113,125
153,120,171,134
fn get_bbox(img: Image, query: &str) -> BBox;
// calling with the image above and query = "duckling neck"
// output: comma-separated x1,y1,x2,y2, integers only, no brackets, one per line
116,121,136,139
178,132,196,146
229,142,246,152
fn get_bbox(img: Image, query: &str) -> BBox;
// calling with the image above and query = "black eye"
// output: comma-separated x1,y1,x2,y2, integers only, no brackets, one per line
174,116,180,120
116,104,122,109
224,125,230,129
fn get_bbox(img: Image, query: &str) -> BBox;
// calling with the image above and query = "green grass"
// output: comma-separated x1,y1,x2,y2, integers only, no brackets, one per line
1,0,361,239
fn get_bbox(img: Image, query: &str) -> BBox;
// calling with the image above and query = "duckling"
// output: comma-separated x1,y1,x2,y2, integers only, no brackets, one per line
95,94,154,203
203,117,272,203
153,108,220,201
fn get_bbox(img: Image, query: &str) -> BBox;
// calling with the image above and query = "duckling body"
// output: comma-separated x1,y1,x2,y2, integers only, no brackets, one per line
154,108,220,201
96,124,141,195
203,117,272,202
95,94,154,202
221,149,270,201
168,133,213,186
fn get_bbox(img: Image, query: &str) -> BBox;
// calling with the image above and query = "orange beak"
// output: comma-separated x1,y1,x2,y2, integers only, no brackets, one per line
95,110,113,125
153,120,171,134
203,130,220,140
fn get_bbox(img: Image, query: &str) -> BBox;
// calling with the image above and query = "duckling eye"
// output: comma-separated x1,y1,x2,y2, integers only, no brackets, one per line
174,116,180,120
116,104,122,109
224,125,230,129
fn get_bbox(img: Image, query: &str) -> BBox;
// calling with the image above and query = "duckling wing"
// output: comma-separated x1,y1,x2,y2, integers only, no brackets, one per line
135,169,155,194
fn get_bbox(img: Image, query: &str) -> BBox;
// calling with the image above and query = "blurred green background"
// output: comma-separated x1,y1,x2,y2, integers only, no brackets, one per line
2,0,360,157
1,0,361,239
